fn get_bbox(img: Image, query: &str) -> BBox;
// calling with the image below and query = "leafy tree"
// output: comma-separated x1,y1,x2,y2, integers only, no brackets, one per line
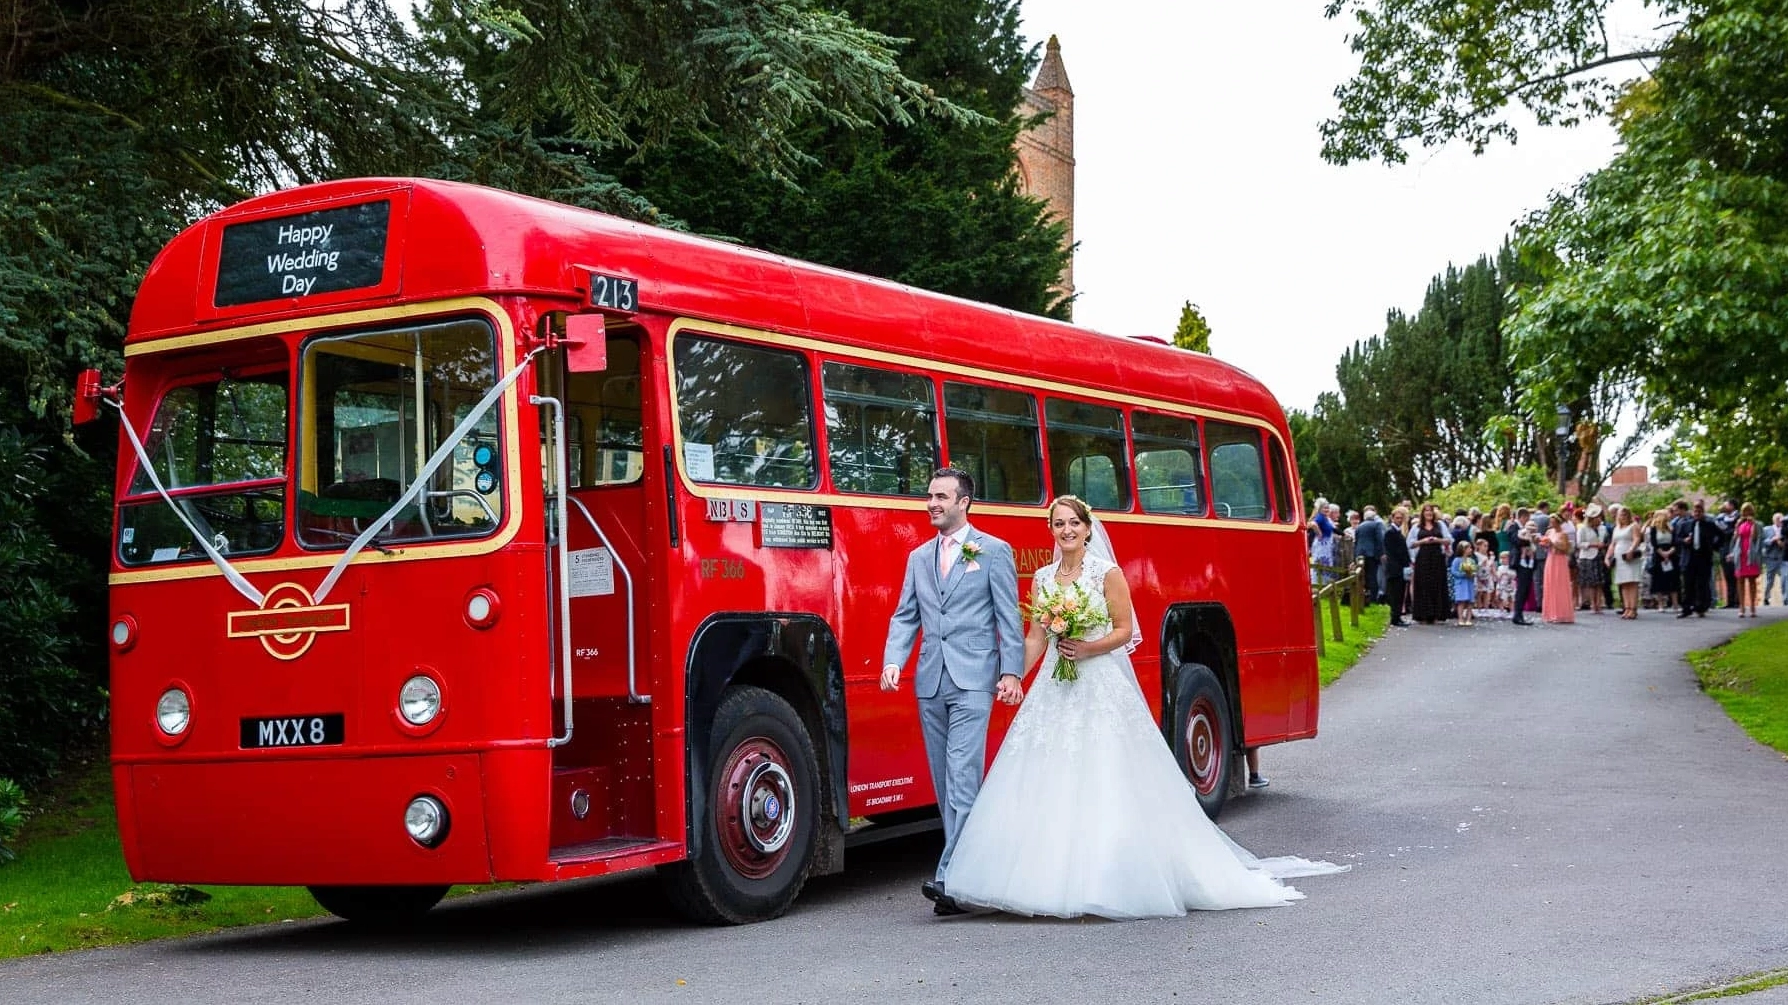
0,0,987,785
1321,0,1786,506
1428,465,1557,517
601,0,1071,316
1320,0,1673,165
1173,301,1213,354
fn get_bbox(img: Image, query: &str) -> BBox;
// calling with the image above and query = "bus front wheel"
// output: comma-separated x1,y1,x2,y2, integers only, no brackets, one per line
307,884,449,925
1172,662,1231,821
662,685,819,924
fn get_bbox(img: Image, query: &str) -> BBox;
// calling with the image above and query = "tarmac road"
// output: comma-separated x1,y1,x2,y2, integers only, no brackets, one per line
4,607,1786,1005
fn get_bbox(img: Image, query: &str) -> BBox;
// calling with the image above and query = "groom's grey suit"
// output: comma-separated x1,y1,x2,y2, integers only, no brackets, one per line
883,524,1025,883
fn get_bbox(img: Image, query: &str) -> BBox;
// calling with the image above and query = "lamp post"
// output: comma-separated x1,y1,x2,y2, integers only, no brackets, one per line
1554,405,1572,501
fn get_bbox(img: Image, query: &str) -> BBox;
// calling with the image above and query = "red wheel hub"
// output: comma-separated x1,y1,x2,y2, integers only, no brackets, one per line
1184,695,1222,795
715,737,797,880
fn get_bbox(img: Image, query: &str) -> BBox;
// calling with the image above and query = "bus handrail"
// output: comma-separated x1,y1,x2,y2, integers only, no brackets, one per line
567,495,646,704
534,394,576,748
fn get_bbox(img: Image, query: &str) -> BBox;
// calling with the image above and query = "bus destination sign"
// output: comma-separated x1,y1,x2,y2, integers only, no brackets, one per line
215,200,392,307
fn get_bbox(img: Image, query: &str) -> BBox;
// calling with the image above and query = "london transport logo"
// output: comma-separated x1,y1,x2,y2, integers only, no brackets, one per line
226,582,351,660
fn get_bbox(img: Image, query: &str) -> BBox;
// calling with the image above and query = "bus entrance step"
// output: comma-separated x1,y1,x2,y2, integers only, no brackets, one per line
549,837,674,864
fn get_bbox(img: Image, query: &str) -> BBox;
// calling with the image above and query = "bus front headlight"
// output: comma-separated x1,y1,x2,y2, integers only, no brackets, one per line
398,675,442,726
156,687,191,736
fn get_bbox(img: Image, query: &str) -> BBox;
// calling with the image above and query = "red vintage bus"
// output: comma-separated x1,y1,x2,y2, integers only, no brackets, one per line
80,178,1318,925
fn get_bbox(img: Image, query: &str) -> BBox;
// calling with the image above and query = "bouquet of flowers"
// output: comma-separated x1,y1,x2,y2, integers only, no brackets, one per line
1460,557,1478,576
1022,582,1110,682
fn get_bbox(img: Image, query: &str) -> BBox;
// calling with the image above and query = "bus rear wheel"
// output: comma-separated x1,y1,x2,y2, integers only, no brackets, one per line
307,884,449,925
662,685,819,924
1172,662,1231,821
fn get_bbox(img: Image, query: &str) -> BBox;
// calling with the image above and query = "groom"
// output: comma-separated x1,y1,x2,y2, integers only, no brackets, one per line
882,467,1024,915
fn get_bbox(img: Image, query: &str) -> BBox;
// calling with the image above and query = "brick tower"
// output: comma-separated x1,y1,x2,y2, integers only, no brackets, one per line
1016,35,1075,315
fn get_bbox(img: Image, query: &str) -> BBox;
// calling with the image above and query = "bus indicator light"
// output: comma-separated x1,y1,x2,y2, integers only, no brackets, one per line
465,587,500,629
111,615,138,652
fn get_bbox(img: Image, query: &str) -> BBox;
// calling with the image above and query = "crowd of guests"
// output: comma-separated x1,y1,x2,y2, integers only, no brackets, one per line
1307,496,1787,628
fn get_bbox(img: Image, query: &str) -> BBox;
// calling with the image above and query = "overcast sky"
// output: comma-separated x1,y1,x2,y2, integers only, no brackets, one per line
1014,3,1641,414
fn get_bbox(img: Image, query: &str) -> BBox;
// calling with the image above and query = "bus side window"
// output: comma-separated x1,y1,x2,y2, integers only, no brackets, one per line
1045,398,1130,510
565,330,645,487
1268,435,1296,523
1206,422,1270,520
1132,411,1204,516
942,382,1042,504
821,361,938,496
674,335,817,489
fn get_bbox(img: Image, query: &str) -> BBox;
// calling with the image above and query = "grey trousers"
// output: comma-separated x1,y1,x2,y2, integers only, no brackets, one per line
918,671,994,883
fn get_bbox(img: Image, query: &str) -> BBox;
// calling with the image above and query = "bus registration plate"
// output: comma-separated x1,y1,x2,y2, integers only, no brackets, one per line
240,714,345,749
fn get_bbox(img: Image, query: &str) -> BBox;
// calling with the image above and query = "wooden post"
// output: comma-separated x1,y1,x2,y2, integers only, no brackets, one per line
1329,589,1344,642
1349,563,1364,627
1312,595,1326,657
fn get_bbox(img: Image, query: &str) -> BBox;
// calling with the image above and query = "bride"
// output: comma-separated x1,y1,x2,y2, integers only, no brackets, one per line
942,494,1344,920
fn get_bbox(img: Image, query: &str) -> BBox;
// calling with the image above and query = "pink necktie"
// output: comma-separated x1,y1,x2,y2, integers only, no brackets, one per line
939,537,956,576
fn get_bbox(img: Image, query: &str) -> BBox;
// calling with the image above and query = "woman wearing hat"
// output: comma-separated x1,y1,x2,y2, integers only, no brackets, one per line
1576,504,1607,614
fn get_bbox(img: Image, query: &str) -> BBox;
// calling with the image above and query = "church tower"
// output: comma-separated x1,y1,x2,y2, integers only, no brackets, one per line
1015,36,1075,315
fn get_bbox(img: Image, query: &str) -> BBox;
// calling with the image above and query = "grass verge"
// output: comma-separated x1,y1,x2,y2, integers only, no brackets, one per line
1688,618,1788,756
1317,601,1391,687
0,757,505,958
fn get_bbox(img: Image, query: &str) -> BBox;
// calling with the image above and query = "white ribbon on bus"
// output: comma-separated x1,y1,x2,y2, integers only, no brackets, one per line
108,396,268,607
110,345,544,609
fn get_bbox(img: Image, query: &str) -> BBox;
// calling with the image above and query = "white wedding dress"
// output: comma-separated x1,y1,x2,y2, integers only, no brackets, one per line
943,551,1345,919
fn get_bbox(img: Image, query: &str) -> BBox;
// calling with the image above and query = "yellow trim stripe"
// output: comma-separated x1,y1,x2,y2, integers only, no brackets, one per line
111,297,528,587
663,317,1298,535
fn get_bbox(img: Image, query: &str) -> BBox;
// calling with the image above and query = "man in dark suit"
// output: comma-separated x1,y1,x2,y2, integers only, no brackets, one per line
1383,508,1411,627
1511,517,1538,625
1716,498,1740,608
1674,500,1721,617
1355,506,1386,604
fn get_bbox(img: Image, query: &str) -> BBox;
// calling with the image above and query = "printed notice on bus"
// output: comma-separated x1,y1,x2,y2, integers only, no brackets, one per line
568,547,615,597
214,201,392,307
759,503,833,549
684,442,716,481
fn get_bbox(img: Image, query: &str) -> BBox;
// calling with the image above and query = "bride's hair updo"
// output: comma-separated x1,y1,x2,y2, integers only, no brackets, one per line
1048,494,1093,526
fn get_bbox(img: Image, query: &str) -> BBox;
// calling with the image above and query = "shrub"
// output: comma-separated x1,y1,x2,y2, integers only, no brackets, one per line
0,777,26,864
0,430,107,786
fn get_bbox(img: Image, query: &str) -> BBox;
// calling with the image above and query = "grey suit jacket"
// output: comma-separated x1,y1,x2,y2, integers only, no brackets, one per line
882,526,1025,698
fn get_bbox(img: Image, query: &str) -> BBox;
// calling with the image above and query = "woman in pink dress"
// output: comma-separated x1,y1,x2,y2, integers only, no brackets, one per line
1731,503,1764,617
1542,519,1577,624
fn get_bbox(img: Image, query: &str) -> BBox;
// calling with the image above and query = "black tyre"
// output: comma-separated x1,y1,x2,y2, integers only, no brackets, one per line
661,685,820,924
1171,662,1232,821
307,884,449,925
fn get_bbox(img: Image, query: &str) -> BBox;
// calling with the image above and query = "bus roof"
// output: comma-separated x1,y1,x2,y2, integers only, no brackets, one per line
128,177,1287,425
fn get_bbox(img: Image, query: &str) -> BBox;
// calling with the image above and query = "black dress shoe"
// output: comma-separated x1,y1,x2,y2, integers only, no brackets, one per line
1676,612,1692,618
932,895,967,916
1511,617,1529,625
921,880,943,903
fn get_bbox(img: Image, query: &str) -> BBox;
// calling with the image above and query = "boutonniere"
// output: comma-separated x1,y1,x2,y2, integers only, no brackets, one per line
959,541,982,571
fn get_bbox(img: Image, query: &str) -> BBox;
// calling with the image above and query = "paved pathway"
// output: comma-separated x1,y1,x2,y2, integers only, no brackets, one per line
4,607,1786,1004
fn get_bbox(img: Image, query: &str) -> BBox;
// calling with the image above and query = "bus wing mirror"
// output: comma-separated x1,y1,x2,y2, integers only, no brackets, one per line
563,314,608,373
72,368,104,425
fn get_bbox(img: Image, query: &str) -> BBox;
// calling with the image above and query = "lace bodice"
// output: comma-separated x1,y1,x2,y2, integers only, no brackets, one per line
1034,553,1117,638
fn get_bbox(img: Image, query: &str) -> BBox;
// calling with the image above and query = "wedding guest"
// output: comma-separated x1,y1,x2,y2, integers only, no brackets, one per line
1647,508,1679,611
1411,504,1454,625
1541,516,1576,624
1716,498,1741,608
1511,519,1539,626
1449,539,1477,626
1729,503,1764,617
1576,504,1607,614
1493,503,1516,557
1531,501,1554,608
1384,506,1412,627
1473,537,1496,616
1762,513,1784,606
1308,497,1336,585
1674,500,1720,618
1606,505,1645,619
1355,506,1386,605
1494,552,1516,615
